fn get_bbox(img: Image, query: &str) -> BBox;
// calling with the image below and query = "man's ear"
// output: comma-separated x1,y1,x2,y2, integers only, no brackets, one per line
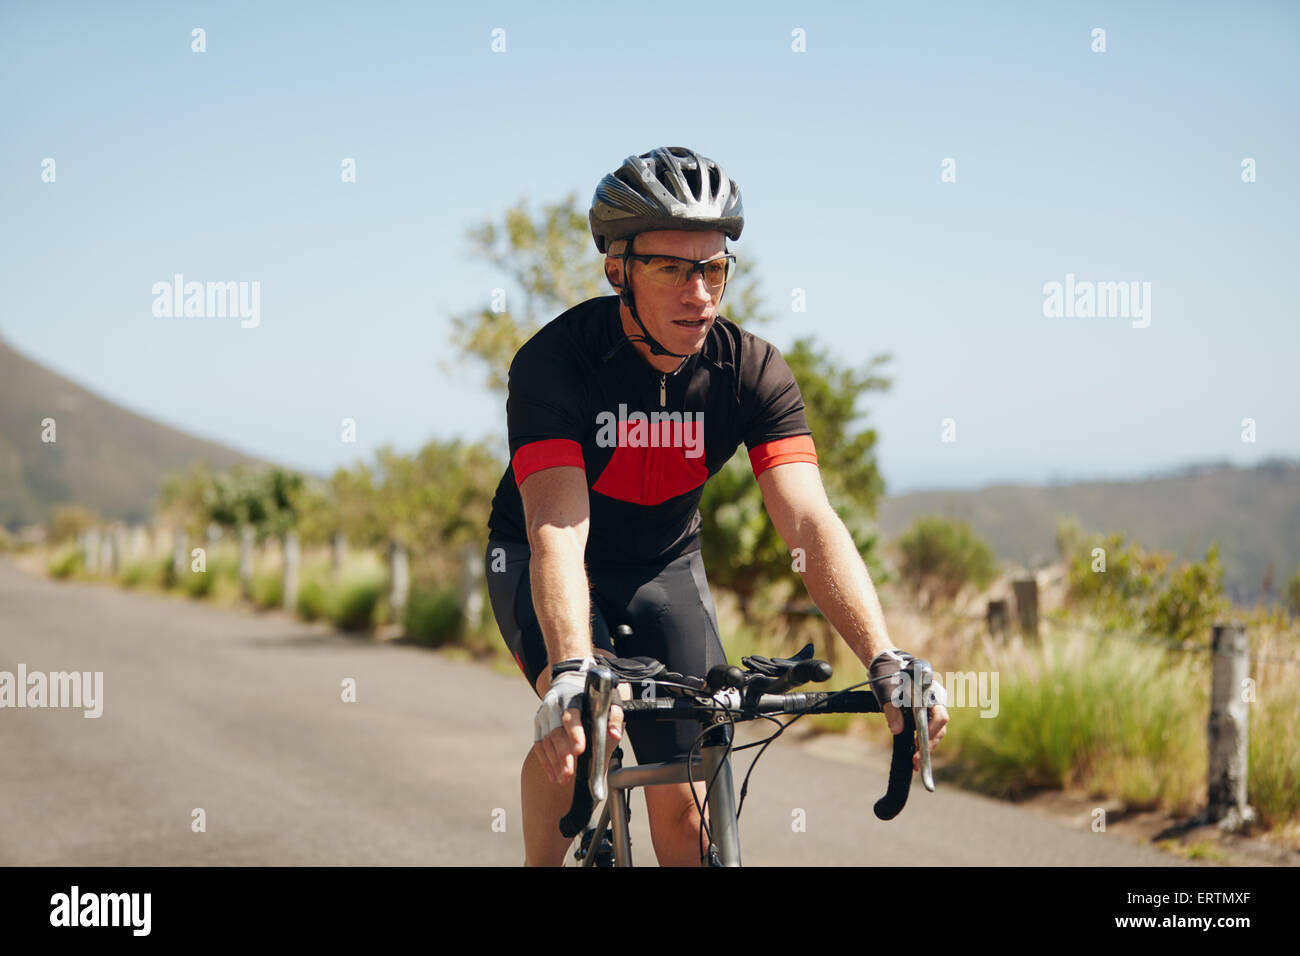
604,257,622,289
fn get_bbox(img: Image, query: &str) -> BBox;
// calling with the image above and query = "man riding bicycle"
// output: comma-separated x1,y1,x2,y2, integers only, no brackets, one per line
485,146,949,867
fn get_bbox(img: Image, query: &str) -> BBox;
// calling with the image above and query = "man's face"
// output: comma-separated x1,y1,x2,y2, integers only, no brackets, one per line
605,229,728,356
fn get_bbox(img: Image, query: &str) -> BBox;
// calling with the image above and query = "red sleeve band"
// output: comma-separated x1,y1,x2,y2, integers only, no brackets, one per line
748,435,818,478
512,439,585,487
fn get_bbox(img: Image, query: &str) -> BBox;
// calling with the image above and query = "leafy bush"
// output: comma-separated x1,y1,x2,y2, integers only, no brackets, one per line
895,516,997,609
119,561,147,589
329,576,384,631
48,506,99,544
249,569,283,609
1066,532,1229,643
404,587,463,646
296,573,329,621
48,546,83,579
1285,566,1300,617
1145,544,1229,644
182,564,216,597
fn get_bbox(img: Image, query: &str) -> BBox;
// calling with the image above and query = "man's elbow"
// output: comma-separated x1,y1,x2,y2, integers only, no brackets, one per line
526,515,587,557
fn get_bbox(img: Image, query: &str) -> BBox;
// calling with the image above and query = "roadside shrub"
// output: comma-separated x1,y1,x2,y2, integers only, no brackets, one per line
1285,566,1300,618
1144,544,1229,644
330,577,384,631
249,569,283,609
48,546,83,579
119,562,147,588
895,516,997,610
404,587,462,646
947,625,1205,811
1249,681,1300,827
1066,533,1229,643
297,573,329,621
48,506,98,544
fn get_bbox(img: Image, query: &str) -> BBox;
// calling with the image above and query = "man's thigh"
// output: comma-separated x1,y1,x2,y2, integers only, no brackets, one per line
592,549,728,766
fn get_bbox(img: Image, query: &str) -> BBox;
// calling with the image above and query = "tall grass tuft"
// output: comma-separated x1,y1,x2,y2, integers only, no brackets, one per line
946,625,1206,812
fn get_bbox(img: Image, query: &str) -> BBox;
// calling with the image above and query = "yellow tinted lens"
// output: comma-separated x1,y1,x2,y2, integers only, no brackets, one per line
642,257,686,285
703,258,731,286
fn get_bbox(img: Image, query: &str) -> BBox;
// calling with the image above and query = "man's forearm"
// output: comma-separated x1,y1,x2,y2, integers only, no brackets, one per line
529,525,594,665
793,509,895,667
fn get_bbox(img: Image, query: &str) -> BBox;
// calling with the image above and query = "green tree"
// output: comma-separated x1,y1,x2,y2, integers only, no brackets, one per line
47,505,100,544
895,516,998,611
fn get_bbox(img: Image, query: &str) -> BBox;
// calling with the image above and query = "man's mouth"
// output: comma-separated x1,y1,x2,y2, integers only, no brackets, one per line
672,318,708,329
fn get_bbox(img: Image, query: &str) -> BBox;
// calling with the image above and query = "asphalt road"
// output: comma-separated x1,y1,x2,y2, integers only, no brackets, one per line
0,557,1194,866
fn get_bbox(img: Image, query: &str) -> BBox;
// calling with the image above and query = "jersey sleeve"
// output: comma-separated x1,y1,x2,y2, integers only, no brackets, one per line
739,337,819,478
505,335,587,487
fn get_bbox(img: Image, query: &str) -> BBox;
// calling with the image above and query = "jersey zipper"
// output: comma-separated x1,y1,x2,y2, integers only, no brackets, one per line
659,373,667,408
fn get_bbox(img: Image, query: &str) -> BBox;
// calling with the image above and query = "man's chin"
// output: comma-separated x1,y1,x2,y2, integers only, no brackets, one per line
665,319,711,350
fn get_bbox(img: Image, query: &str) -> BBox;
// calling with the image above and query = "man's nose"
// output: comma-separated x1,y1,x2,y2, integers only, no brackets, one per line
682,270,713,303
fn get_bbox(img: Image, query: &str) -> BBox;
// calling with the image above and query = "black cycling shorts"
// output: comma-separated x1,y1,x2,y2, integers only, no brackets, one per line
484,537,728,767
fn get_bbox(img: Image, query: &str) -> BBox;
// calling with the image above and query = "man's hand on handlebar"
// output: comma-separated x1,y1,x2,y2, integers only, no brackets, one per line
532,651,625,786
882,700,949,772
870,648,950,773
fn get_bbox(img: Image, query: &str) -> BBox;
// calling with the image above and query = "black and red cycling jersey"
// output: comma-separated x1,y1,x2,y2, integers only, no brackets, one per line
486,295,818,564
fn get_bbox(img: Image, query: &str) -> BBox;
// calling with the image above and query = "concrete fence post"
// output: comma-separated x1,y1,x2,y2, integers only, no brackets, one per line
389,541,410,623
84,528,101,575
239,526,255,600
1012,578,1039,640
129,525,148,562
282,531,300,612
461,541,484,633
173,529,188,579
1206,622,1254,831
103,527,120,577
331,532,347,576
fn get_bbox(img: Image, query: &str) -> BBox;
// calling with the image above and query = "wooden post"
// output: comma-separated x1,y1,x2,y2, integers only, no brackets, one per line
389,541,410,622
1012,578,1039,640
282,531,300,611
986,599,1009,639
1206,622,1254,831
239,526,255,600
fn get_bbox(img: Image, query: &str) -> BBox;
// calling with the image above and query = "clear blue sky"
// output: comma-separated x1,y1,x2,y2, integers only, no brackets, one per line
3,0,1297,494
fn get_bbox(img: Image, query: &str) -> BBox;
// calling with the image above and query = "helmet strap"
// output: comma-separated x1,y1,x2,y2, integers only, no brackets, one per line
614,235,693,361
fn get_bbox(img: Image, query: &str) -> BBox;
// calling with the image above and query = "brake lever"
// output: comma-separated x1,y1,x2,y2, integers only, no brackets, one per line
908,659,936,793
585,666,616,803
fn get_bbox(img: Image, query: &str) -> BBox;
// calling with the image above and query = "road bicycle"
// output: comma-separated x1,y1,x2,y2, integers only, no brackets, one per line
559,626,938,866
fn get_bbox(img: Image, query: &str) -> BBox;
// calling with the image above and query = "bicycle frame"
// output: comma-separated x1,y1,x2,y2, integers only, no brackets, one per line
580,720,740,867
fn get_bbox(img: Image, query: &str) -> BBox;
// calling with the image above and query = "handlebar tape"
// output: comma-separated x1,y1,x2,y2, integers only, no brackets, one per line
873,707,916,820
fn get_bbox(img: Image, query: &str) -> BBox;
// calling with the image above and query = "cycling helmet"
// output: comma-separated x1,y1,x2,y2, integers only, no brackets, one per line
591,147,744,361
589,146,744,254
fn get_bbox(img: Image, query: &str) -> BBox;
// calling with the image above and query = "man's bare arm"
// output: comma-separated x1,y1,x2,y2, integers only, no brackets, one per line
755,462,894,666
519,465,593,670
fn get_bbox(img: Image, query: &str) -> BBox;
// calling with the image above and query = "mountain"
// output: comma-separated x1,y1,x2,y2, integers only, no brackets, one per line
877,460,1300,604
0,337,265,526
